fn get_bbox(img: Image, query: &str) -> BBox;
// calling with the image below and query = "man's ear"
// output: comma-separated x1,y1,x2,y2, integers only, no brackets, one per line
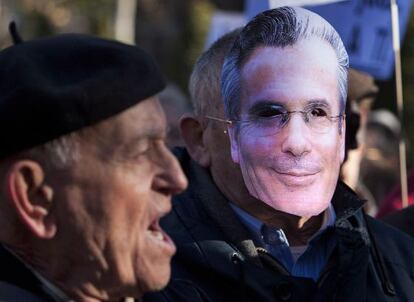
180,113,211,167
227,126,240,164
6,160,56,239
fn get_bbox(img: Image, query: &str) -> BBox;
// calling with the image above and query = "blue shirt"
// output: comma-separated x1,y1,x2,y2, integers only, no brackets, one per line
230,203,337,281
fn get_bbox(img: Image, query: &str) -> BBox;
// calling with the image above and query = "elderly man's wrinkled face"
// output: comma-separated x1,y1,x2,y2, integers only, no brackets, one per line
228,39,345,217
52,97,187,297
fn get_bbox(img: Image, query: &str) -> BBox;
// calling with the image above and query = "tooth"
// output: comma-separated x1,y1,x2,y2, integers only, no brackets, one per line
148,230,164,241
155,232,163,241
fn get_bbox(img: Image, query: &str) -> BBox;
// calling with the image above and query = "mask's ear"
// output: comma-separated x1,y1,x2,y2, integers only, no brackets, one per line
180,113,211,167
227,125,240,164
6,160,56,239
340,116,346,163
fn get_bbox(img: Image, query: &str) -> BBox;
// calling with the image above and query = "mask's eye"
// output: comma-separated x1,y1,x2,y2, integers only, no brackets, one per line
251,104,285,118
310,107,328,117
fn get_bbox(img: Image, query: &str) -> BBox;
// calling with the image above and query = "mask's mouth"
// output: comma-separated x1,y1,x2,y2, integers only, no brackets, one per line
277,169,319,177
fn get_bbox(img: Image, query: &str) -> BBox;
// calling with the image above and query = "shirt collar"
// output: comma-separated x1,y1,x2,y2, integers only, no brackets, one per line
230,202,336,246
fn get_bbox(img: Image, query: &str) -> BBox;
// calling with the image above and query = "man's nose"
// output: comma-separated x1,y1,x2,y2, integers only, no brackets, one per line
280,113,311,157
153,144,188,195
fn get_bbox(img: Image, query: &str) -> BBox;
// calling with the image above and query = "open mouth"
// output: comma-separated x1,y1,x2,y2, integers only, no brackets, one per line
146,217,176,255
147,220,165,241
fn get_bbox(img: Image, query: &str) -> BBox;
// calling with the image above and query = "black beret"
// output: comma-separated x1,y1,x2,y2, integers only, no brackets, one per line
0,33,166,159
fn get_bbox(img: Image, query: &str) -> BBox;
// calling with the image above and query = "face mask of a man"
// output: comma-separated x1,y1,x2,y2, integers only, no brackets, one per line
228,40,345,217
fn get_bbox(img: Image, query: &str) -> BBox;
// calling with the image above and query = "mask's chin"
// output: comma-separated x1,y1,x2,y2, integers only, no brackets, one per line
265,196,328,217
245,181,330,217
239,160,332,217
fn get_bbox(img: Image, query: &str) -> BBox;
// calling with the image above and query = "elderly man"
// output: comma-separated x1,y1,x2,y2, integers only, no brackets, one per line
143,7,414,302
0,31,187,301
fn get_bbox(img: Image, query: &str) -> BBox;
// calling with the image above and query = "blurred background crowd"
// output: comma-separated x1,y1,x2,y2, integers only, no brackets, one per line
1,0,414,218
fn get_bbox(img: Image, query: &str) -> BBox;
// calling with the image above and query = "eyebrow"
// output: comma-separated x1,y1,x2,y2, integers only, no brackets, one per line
120,125,166,152
306,99,331,109
143,125,167,139
248,98,333,114
248,100,284,115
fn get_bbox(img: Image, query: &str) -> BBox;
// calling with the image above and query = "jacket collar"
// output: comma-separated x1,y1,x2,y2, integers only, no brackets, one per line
173,147,262,266
0,244,59,301
332,181,366,222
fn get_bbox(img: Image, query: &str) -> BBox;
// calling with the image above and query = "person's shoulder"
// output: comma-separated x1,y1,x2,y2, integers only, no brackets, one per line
365,215,414,299
366,215,414,266
382,205,414,237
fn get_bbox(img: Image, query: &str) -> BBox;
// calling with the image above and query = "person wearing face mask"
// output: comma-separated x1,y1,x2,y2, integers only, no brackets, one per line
143,7,414,302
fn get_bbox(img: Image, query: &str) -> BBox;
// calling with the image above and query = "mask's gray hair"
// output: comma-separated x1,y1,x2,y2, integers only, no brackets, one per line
221,6,349,121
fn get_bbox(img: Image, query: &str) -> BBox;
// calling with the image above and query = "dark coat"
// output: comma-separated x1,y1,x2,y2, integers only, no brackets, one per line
0,244,65,302
144,148,414,302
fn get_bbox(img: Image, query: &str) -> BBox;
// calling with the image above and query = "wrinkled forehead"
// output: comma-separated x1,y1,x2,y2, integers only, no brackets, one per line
77,97,167,155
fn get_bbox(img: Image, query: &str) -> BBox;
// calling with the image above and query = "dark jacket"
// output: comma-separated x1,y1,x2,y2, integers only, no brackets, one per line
144,148,414,302
0,244,66,302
